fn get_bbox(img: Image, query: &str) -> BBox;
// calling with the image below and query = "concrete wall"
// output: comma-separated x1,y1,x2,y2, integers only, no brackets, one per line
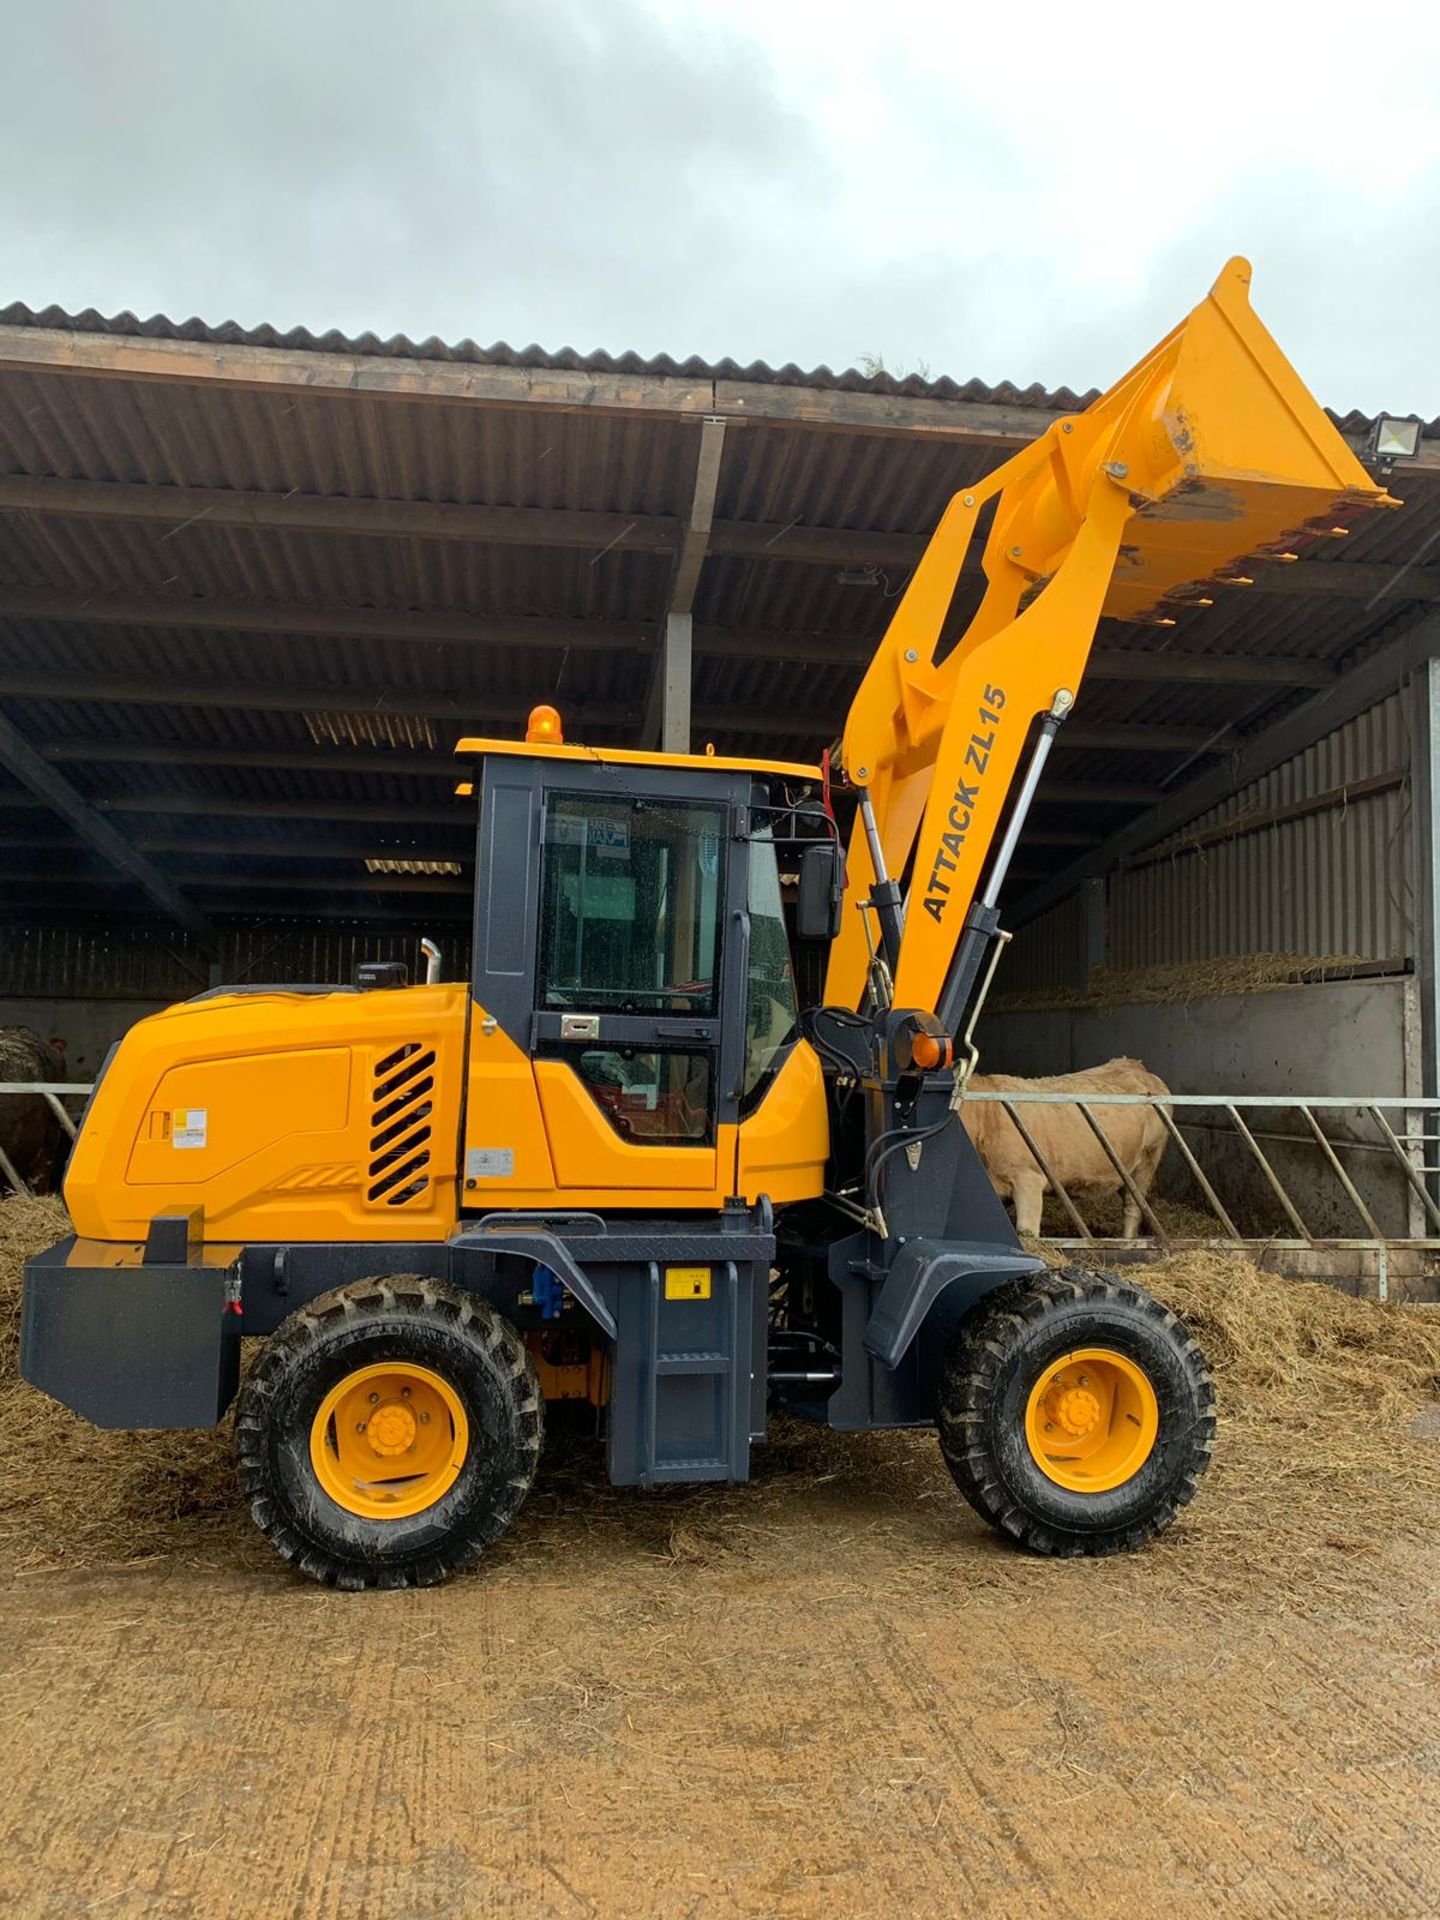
977,974,1424,1242
0,998,165,1079
979,974,1419,1098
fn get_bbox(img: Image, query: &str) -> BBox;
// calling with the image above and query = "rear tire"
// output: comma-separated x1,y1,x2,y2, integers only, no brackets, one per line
938,1267,1214,1556
236,1277,543,1589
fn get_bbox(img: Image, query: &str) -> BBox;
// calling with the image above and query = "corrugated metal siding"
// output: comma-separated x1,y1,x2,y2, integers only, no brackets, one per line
1108,693,1412,967
0,926,452,1000
998,893,1087,994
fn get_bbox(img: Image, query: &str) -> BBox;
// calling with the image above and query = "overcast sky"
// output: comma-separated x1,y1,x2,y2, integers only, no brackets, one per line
3,0,1437,414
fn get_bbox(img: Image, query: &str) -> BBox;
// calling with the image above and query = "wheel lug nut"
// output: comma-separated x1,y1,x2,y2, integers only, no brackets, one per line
355,1421,367,1434
419,1412,431,1424
368,1391,380,1403
401,1387,411,1398
1078,1375,1089,1387
1044,1422,1054,1433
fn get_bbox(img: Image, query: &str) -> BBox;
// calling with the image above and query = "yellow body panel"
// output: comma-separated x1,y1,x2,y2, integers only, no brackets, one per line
460,1014,828,1211
462,1015,559,1195
735,1042,830,1206
461,1015,728,1208
67,985,467,1243
534,1061,720,1191
72,989,829,1245
826,257,1393,1013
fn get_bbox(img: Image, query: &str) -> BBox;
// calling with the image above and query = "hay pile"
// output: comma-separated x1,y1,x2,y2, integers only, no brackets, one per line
2,1197,1438,1584
992,951,1373,1013
0,1197,249,1575
1147,1249,1440,1421
1037,1189,1221,1241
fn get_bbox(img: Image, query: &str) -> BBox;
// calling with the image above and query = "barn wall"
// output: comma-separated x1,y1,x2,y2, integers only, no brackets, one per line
997,892,1087,995
0,925,445,1000
1108,692,1411,970
1001,692,1413,994
0,927,460,1078
978,973,1419,1097
977,974,1422,1242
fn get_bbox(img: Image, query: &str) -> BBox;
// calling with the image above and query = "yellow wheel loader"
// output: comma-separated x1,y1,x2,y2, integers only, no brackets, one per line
20,260,1390,1587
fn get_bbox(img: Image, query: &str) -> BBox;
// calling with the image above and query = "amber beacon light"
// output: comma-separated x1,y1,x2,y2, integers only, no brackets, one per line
526,704,564,744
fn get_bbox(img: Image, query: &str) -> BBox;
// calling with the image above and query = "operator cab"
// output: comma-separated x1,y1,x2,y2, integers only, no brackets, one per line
453,705,836,1211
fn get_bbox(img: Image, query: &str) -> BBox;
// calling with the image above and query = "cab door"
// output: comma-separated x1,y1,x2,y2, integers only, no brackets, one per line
531,788,728,1193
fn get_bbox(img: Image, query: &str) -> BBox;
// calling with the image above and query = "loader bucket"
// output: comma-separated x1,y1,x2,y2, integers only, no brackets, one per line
996,255,1392,621
830,257,1394,1016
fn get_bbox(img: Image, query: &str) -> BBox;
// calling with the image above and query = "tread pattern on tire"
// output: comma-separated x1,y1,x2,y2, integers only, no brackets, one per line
937,1266,1216,1558
235,1276,543,1590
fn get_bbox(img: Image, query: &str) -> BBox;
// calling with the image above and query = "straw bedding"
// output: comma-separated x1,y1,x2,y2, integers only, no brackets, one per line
991,951,1374,1013
3,1194,1438,1582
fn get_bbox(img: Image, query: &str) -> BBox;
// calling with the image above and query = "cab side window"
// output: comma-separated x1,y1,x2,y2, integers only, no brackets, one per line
539,795,724,1016
742,830,799,1110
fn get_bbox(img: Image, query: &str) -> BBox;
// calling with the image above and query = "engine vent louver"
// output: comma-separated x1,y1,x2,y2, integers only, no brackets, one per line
367,1043,435,1206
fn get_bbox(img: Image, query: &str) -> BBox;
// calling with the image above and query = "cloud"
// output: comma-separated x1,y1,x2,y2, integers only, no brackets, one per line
1,0,1436,412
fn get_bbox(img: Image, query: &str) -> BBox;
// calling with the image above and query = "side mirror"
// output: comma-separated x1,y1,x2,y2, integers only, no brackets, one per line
796,841,844,942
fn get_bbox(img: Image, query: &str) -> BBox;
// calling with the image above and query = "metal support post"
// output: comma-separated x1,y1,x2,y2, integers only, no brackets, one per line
1410,655,1440,1103
655,612,693,754
1081,876,1106,986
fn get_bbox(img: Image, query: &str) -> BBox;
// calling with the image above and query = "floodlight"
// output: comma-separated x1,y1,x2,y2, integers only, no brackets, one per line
1368,416,1423,464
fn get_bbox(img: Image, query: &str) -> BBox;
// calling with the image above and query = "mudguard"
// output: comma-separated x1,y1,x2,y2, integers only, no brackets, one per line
863,1237,1045,1371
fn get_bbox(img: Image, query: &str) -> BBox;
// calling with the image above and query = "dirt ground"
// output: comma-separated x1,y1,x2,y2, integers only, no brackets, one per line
4,1199,1440,1919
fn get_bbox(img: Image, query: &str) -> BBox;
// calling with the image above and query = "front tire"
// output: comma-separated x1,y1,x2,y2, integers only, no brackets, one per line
938,1268,1214,1556
236,1277,543,1589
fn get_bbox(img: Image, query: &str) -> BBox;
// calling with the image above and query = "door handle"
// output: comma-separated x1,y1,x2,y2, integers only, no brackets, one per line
559,1013,601,1042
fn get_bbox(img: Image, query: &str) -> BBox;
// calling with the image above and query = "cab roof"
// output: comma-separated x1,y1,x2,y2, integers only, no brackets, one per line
452,735,822,781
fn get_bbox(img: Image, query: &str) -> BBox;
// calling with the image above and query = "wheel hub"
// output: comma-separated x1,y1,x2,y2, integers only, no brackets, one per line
365,1400,419,1457
1047,1384,1101,1438
1023,1348,1160,1494
309,1362,468,1521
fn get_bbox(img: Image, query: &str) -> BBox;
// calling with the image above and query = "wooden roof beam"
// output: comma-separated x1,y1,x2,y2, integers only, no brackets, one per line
643,416,727,750
42,741,464,777
100,796,468,825
1,322,1435,467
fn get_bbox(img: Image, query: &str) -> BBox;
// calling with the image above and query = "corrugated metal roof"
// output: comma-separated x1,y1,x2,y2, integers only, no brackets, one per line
0,296,1436,942
0,300,1100,411
3,299,1434,436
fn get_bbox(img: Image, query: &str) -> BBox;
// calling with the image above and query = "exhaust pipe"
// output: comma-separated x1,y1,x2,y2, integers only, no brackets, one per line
420,937,442,985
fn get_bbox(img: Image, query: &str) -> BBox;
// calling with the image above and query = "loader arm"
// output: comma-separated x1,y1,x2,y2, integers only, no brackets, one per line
824,257,1394,1020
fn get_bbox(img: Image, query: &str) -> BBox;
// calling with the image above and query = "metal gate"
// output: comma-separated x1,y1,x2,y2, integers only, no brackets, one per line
960,1089,1440,1298
7,1080,1440,1299
0,1080,86,1198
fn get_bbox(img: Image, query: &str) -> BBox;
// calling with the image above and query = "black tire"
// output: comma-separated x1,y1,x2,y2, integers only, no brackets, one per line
938,1267,1214,1557
236,1276,543,1590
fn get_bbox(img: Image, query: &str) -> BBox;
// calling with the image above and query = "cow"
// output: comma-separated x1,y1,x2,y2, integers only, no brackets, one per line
0,1027,70,1195
961,1057,1169,1239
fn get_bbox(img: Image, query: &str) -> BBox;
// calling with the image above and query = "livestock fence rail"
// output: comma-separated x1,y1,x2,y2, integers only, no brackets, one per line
5,1081,1440,1299
961,1090,1440,1298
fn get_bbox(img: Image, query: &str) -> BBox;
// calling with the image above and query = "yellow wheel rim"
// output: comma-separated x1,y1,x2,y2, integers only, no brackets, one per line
1023,1347,1159,1494
309,1361,469,1521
